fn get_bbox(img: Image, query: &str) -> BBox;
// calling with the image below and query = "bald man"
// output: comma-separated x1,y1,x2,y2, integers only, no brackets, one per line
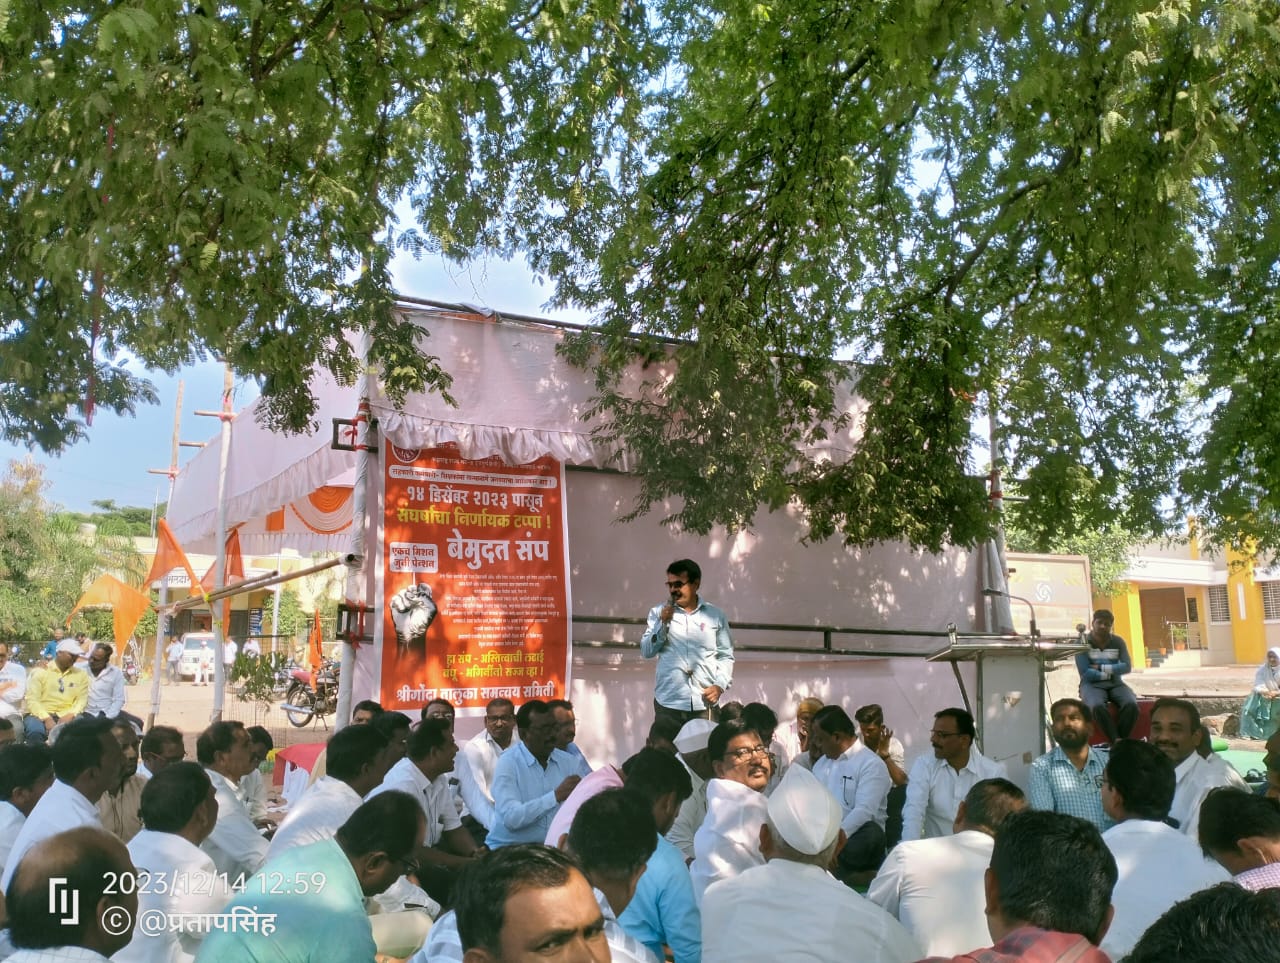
5,826,138,961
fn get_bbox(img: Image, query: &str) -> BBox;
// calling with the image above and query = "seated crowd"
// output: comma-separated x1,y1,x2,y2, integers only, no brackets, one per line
1,689,1279,962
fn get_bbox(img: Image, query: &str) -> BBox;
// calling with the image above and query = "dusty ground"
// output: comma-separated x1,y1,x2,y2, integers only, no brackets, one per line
124,674,335,759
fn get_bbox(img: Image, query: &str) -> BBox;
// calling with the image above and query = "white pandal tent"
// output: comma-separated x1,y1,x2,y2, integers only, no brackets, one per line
169,301,1038,781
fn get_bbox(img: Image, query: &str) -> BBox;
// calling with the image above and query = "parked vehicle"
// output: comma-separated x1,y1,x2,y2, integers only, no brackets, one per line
282,658,339,727
178,632,218,680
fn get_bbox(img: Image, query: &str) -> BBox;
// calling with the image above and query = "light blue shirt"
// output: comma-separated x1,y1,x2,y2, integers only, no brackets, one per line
486,742,579,848
618,834,701,963
565,742,593,778
194,837,375,962
1028,745,1111,830
640,599,734,711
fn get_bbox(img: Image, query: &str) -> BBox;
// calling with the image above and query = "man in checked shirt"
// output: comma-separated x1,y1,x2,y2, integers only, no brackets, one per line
641,559,735,730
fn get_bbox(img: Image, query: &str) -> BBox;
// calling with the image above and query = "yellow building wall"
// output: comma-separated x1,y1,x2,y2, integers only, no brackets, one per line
1227,545,1267,665
1094,584,1146,669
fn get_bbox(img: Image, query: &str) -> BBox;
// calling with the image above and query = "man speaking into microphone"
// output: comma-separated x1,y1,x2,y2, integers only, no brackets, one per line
641,558,735,728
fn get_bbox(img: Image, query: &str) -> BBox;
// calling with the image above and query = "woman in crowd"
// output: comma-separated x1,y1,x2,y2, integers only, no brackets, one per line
1240,648,1280,741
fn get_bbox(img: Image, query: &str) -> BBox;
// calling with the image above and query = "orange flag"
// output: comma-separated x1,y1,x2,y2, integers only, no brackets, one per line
200,528,245,591
308,610,324,671
145,519,203,599
67,575,152,647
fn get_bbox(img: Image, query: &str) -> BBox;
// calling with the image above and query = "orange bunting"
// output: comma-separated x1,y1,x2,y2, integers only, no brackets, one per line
145,519,203,599
308,610,324,672
67,575,152,647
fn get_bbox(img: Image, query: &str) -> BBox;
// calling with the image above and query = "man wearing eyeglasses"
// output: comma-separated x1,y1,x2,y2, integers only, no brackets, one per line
689,719,771,904
900,707,1006,842
641,559,735,729
22,638,89,745
486,700,582,848
458,697,519,837
0,642,27,730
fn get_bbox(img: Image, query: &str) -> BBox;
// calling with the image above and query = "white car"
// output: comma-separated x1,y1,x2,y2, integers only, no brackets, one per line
178,632,218,680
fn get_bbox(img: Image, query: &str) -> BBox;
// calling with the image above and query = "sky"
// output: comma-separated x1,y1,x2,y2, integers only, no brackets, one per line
1,251,589,514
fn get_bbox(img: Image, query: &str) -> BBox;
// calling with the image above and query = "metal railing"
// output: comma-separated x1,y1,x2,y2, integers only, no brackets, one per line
570,614,1019,659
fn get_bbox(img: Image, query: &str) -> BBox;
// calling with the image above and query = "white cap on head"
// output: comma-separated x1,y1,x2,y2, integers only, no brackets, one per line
55,639,82,656
674,719,716,755
767,763,843,855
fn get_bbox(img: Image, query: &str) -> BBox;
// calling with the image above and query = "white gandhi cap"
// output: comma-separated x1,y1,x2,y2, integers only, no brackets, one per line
767,763,843,855
674,719,717,755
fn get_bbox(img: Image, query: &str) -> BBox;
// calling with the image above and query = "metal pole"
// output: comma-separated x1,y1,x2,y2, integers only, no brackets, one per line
335,330,374,731
169,557,347,613
211,366,233,722
147,583,169,729
986,402,1015,634
145,380,184,729
271,550,283,658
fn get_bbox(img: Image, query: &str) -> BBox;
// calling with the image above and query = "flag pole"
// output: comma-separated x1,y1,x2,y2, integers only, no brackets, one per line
145,380,184,729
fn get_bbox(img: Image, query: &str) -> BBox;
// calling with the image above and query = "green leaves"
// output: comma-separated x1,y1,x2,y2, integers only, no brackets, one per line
1,0,663,448
524,0,1280,553
6,0,1280,555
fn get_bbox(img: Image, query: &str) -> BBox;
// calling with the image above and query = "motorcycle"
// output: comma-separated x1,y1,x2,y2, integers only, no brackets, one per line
122,651,140,686
282,658,339,727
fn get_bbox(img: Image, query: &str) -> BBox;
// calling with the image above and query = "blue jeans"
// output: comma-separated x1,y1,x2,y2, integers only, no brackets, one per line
23,715,52,744
1080,680,1138,742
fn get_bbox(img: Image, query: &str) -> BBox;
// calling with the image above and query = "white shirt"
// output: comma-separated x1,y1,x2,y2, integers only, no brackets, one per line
456,729,517,829
86,664,125,718
223,640,236,663
866,829,994,957
370,756,462,847
1171,752,1235,839
1203,751,1249,790
240,768,268,822
703,859,921,963
267,776,363,859
242,640,261,657
115,829,235,963
166,642,184,662
596,886,660,963
689,778,768,906
1,779,102,890
200,768,268,883
0,659,28,719
900,749,1007,841
0,800,26,879
666,759,707,861
813,739,891,834
1101,818,1231,959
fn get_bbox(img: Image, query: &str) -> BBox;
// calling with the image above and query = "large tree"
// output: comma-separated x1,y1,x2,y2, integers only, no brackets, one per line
4,0,1280,554
0,460,144,638
0,0,662,446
